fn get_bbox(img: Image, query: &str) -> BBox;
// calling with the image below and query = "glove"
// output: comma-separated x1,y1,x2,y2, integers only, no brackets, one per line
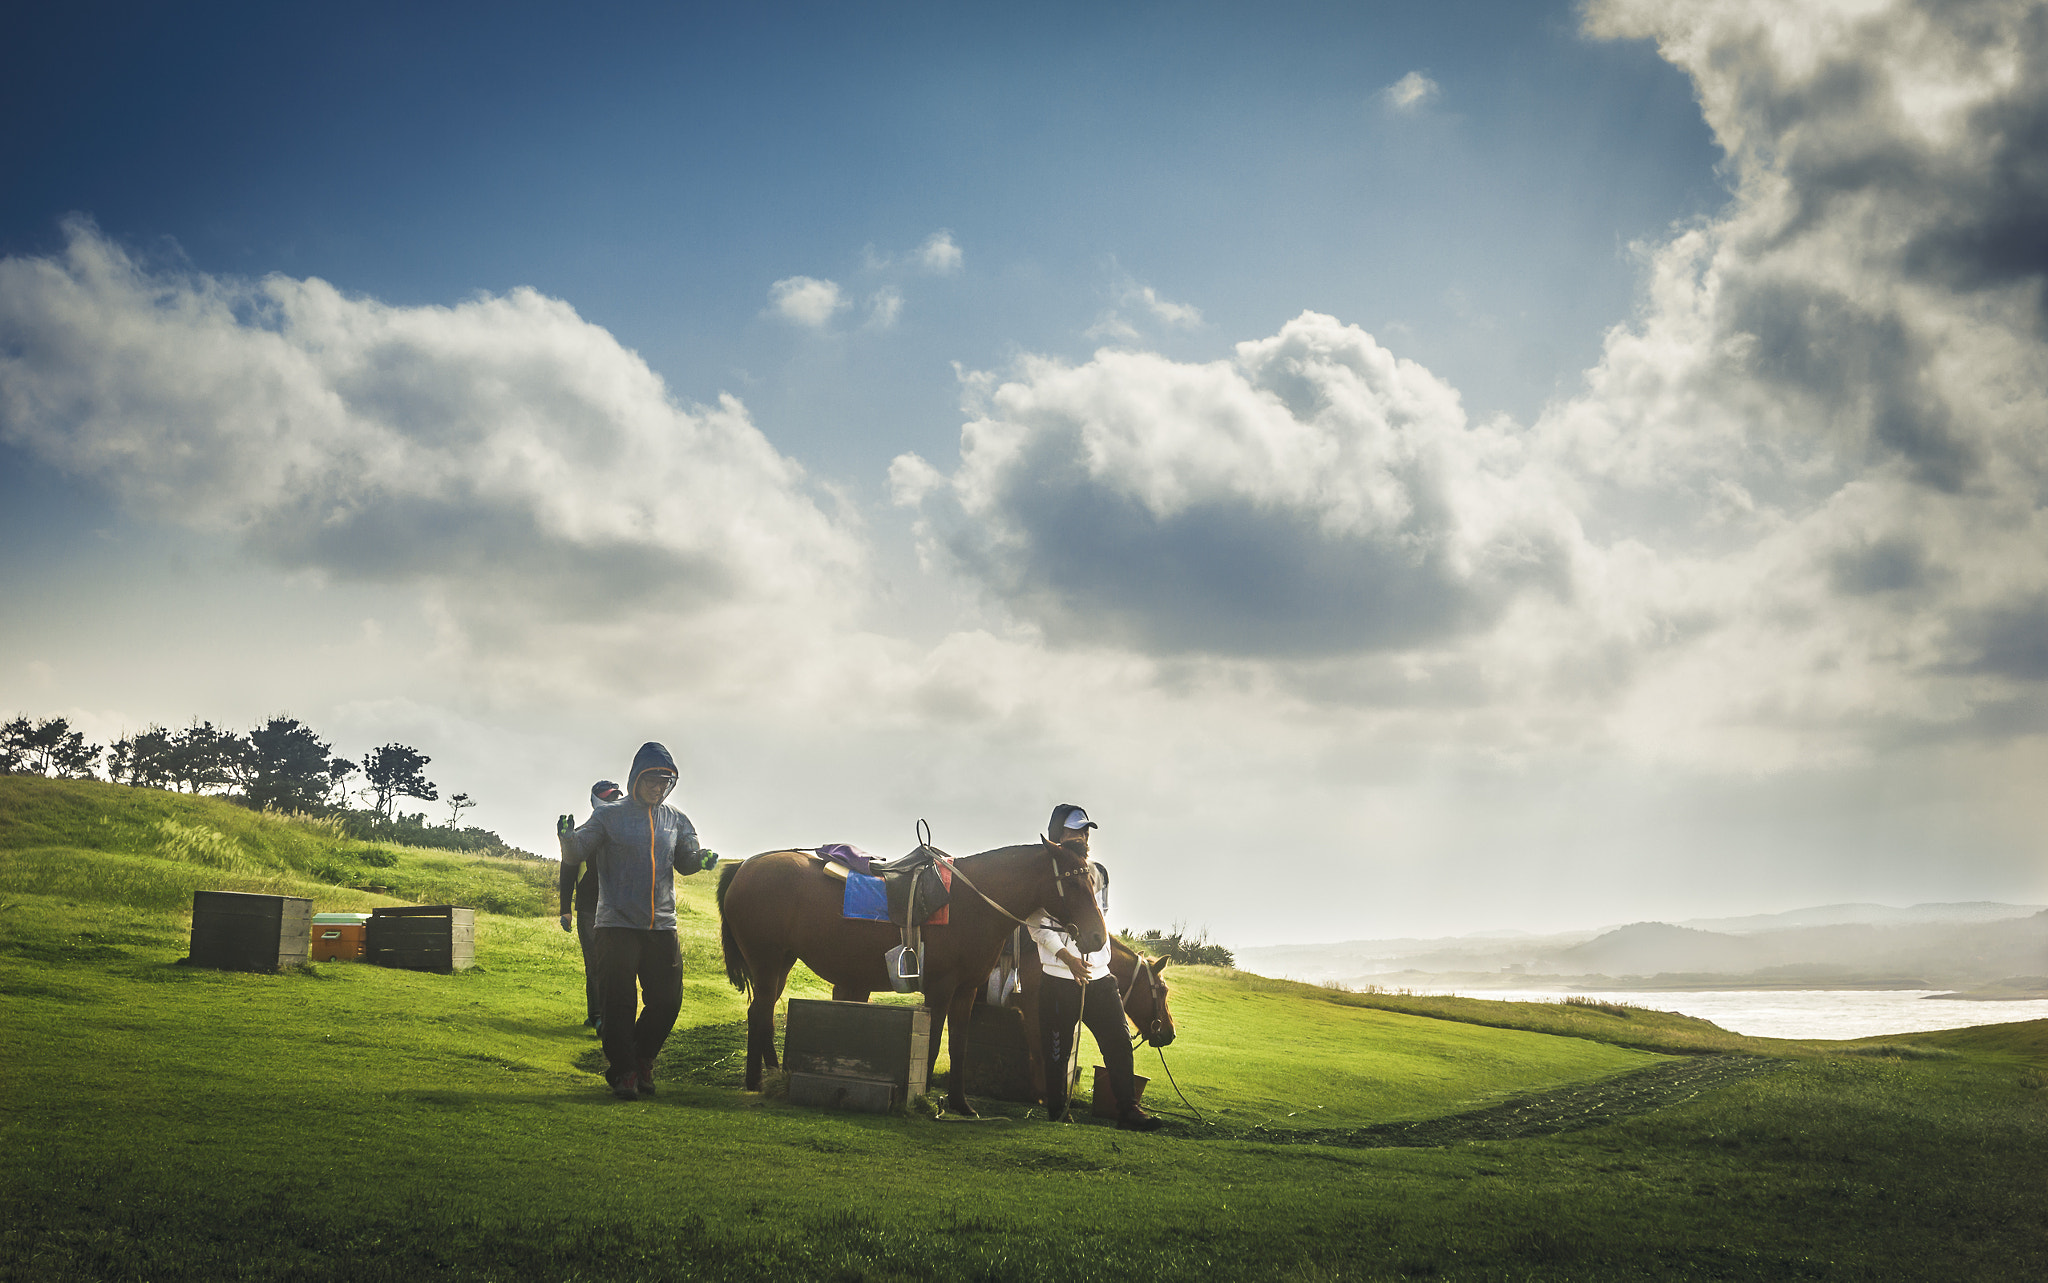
557,814,574,837
699,849,721,871
559,913,572,933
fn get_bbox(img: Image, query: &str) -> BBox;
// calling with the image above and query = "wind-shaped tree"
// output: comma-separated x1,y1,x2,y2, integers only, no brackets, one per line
1,716,102,779
361,744,438,821
246,717,335,813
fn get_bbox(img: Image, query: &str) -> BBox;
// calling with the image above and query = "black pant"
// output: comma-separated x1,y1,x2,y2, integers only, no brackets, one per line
591,927,683,1081
1038,972,1137,1118
575,913,600,1021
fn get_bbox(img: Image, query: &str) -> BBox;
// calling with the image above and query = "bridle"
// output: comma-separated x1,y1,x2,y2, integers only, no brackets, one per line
1122,952,1171,1047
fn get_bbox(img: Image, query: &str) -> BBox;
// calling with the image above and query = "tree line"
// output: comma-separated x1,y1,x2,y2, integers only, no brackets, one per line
1124,923,1236,968
2,713,525,857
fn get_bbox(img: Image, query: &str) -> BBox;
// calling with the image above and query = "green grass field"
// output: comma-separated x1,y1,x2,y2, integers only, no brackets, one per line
2,778,2042,1280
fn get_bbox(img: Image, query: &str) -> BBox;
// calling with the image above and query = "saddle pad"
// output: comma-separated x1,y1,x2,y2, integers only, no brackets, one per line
842,873,890,922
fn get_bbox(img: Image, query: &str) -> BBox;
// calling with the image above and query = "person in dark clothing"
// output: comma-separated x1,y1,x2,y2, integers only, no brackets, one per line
559,779,624,1030
1027,803,1161,1131
558,743,719,1100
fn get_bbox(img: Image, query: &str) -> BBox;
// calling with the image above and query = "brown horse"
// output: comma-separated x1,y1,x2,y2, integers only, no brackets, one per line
1012,935,1178,1104
718,841,1108,1116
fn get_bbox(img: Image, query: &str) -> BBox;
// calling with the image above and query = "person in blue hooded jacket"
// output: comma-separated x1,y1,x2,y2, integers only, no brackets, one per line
558,742,719,1099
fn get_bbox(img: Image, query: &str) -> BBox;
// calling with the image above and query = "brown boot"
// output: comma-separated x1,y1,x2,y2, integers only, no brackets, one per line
610,1070,639,1100
636,1059,657,1096
1117,1104,1162,1132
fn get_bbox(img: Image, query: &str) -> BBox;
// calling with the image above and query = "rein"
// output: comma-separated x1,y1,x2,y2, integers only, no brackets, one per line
919,830,1094,934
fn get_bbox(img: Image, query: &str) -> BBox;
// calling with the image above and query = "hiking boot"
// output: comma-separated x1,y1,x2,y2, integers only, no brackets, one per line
636,1059,657,1097
610,1071,639,1101
1117,1106,1163,1132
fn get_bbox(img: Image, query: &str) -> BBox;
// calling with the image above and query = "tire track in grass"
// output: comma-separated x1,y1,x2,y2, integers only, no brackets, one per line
1221,1055,1787,1148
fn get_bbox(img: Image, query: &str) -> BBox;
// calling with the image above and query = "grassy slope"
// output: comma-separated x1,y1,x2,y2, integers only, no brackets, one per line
1,778,2042,1281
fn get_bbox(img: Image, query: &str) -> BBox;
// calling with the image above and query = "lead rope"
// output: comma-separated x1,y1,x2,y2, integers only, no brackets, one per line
1154,1043,1207,1124
1120,957,1204,1124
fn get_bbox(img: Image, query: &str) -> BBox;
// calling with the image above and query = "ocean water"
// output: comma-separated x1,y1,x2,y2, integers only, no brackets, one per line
1403,987,2048,1041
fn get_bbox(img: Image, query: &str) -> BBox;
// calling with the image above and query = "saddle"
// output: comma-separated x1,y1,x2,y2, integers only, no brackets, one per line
819,844,952,928
817,838,956,994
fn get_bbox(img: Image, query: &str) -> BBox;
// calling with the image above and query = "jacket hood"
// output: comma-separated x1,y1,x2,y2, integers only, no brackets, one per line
630,742,677,796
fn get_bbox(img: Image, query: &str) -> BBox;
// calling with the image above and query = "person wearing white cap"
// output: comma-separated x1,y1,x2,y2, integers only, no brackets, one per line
1026,803,1161,1131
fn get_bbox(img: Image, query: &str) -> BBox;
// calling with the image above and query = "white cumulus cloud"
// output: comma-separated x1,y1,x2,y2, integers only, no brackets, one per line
0,220,869,693
769,275,845,326
1380,71,1439,113
917,231,963,275
892,312,1578,656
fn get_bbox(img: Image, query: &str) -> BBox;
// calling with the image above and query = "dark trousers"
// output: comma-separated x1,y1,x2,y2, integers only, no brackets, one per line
591,927,683,1081
575,914,600,1021
1038,972,1137,1118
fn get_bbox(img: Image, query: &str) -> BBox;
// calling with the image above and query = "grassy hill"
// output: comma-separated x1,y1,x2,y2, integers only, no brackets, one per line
1,777,2042,1280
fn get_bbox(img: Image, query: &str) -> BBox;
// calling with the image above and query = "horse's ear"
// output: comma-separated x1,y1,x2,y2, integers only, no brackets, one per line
1152,956,1170,971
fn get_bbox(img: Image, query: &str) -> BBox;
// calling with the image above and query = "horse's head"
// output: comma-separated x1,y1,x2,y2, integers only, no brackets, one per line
1042,837,1109,955
1127,953,1177,1047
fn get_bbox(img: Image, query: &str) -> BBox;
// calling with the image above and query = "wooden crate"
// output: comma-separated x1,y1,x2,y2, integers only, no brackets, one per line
958,1002,1038,1102
365,905,475,973
188,891,311,973
782,999,929,1111
957,1001,1080,1104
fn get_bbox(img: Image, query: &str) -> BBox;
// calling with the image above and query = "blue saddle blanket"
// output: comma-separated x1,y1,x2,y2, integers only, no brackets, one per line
842,873,890,922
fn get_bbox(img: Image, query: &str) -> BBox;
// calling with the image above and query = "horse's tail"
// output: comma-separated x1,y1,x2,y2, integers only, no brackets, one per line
716,859,752,995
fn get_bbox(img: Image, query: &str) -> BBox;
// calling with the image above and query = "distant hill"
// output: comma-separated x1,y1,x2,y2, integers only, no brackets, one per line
1679,902,2046,933
1238,904,2048,990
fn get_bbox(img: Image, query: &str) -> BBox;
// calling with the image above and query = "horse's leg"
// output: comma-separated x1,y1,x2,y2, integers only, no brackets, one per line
944,981,981,1116
745,955,793,1091
831,985,871,1002
921,990,950,1108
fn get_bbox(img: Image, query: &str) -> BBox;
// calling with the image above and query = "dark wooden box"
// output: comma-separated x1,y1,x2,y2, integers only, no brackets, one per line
365,905,475,973
783,999,929,1110
188,891,311,973
958,1001,1039,1102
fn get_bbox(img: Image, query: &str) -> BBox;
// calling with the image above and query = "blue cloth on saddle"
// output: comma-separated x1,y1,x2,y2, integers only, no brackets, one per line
817,843,878,875
842,872,890,921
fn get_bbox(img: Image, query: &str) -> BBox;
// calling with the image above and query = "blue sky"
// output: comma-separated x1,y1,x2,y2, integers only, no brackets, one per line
5,0,2044,944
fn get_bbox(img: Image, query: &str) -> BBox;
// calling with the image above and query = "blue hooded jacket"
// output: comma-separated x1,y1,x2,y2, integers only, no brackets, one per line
566,742,704,931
